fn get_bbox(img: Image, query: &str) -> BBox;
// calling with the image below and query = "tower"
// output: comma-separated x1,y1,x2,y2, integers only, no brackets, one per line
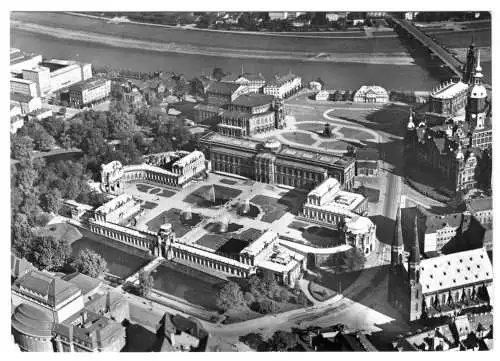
462,39,477,85
408,215,423,321
406,108,415,130
466,50,487,130
388,204,405,309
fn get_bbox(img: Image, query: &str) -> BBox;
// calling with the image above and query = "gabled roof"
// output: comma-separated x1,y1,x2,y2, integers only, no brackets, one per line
423,212,463,234
467,197,492,213
420,248,492,294
11,255,35,280
206,81,243,95
232,93,274,108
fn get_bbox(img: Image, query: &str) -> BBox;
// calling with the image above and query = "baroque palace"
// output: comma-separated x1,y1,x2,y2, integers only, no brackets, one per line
406,43,492,192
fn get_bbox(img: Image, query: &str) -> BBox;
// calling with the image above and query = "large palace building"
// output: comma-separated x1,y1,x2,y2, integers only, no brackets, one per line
200,133,355,190
388,209,493,321
100,150,206,194
406,45,492,192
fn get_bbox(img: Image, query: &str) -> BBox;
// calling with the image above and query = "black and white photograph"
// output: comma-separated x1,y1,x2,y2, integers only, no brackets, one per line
8,6,494,353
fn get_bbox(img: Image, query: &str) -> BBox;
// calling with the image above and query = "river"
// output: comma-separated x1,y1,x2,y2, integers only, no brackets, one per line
10,11,454,91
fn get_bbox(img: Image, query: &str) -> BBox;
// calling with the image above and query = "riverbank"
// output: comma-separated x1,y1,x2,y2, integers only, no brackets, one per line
11,20,415,66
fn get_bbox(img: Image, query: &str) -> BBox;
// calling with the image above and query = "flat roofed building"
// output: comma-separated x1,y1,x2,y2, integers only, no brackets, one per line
10,52,43,74
49,63,84,92
94,193,140,224
11,270,84,323
69,78,111,108
10,78,38,97
22,66,51,96
355,148,379,176
200,133,355,190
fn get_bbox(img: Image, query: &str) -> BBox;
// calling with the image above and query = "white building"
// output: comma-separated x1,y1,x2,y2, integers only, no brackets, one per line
11,92,42,115
301,178,368,228
315,90,329,101
69,78,111,108
344,216,376,255
353,85,389,103
10,78,38,97
94,193,141,224
22,66,51,96
263,72,301,99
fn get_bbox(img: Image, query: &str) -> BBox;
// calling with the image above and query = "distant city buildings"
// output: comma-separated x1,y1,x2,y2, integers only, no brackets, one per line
353,85,389,103
69,78,111,108
263,72,302,99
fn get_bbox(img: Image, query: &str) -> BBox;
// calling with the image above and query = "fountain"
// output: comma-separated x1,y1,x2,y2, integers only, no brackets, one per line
242,198,251,214
206,185,216,206
183,206,192,221
219,215,229,233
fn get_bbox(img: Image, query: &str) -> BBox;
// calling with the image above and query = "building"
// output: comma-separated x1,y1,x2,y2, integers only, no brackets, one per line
344,216,377,255
11,270,85,324
193,103,222,124
466,196,492,226
123,88,144,107
221,72,266,93
309,81,322,91
419,211,464,254
69,78,111,108
428,79,469,116
206,81,250,106
94,194,141,225
100,150,207,193
388,213,493,321
22,66,51,96
353,85,389,103
10,50,43,75
11,92,42,114
393,324,459,351
315,91,329,101
263,72,302,99
200,133,355,190
11,255,35,282
10,78,38,97
355,148,379,176
406,47,491,192
10,116,24,134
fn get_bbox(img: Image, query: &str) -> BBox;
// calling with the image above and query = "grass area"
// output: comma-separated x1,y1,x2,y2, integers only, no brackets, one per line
136,183,154,193
250,195,288,223
43,222,82,243
281,131,316,146
149,188,161,194
196,227,262,252
159,189,176,198
338,127,374,141
141,201,158,210
220,178,238,185
308,281,337,302
302,226,342,248
288,220,311,230
146,208,202,237
152,262,225,311
295,122,326,133
183,184,242,207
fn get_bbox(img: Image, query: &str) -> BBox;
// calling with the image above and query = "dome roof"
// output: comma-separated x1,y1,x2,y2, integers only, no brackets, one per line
469,84,487,99
345,216,374,234
12,303,55,338
264,139,281,151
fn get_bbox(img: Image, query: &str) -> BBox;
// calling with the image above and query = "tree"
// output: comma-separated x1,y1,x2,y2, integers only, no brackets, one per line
297,292,309,306
216,281,244,311
11,213,34,258
327,247,366,273
28,236,71,271
212,67,226,81
137,269,154,297
41,188,62,214
254,299,278,314
71,249,108,278
268,331,298,351
239,333,268,351
11,135,34,161
243,292,255,305
315,77,326,89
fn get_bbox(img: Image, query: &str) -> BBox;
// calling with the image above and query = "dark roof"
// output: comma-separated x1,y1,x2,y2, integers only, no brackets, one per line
62,272,102,297
12,303,55,338
423,212,463,234
356,161,378,169
355,148,379,161
410,216,420,263
84,291,128,315
13,270,81,308
467,197,492,212
193,103,221,113
232,93,274,108
69,78,108,92
220,110,250,119
242,72,266,82
394,207,404,248
267,72,299,87
206,81,242,95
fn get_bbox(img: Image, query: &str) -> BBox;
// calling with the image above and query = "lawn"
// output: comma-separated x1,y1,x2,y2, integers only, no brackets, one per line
158,189,176,198
281,131,317,146
338,127,374,141
183,184,242,207
295,122,327,133
317,140,352,151
250,195,288,223
146,208,202,237
149,188,161,194
141,201,158,210
136,183,155,193
302,226,342,248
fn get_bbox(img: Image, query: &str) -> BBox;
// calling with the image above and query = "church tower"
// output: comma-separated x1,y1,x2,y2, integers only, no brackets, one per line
466,50,488,131
462,39,477,85
408,214,423,321
388,205,405,309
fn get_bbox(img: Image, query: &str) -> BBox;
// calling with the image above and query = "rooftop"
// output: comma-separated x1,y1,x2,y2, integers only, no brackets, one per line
267,72,300,87
231,93,274,108
12,303,55,338
355,148,379,161
431,80,468,100
423,211,463,234
11,92,36,103
206,81,243,95
13,270,81,308
62,272,103,298
355,85,389,97
467,197,492,213
420,247,493,294
69,78,109,92
95,193,136,215
11,78,36,85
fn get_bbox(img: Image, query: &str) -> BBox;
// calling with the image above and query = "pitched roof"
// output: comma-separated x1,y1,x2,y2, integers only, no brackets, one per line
11,255,35,280
420,248,492,294
423,212,463,234
13,270,81,308
355,148,379,161
62,272,102,297
467,197,492,213
11,303,55,338
206,81,242,95
232,93,274,108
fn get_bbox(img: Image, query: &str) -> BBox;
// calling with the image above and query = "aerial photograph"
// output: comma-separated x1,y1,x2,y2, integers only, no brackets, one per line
9,10,493,352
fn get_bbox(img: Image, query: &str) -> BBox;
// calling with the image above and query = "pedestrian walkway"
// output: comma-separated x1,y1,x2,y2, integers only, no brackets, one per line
116,256,164,291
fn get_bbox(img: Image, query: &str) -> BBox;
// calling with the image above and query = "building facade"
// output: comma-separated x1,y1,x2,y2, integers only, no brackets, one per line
406,48,491,192
69,78,111,108
200,133,355,190
428,79,469,116
10,78,38,97
353,85,389,103
263,72,302,99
